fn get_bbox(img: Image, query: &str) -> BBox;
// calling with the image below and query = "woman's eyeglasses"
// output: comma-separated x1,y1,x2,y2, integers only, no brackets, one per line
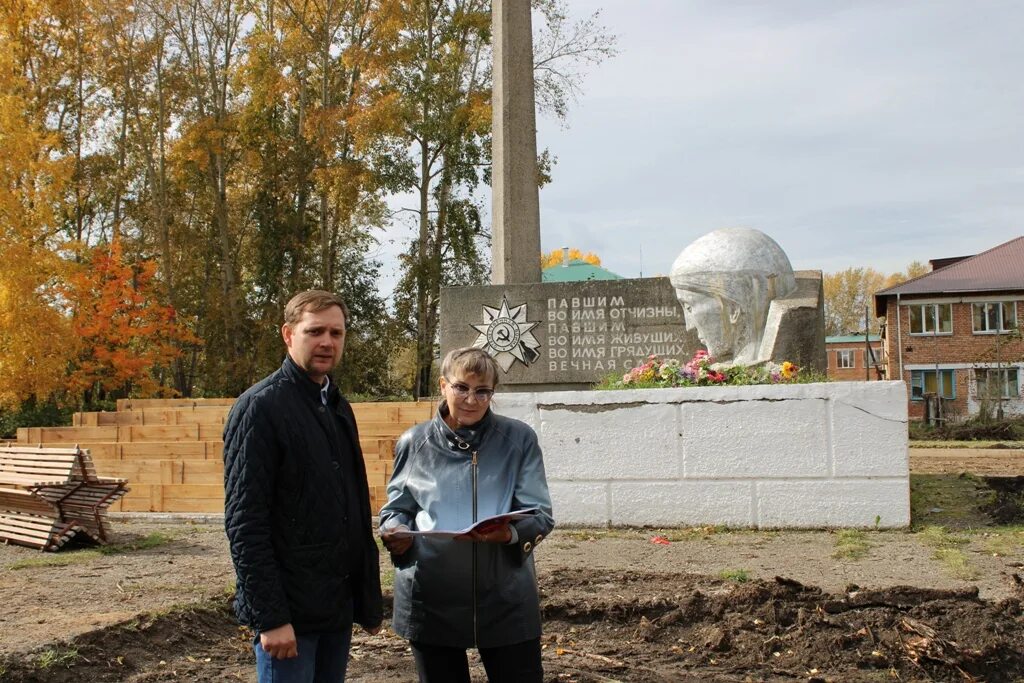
446,381,494,401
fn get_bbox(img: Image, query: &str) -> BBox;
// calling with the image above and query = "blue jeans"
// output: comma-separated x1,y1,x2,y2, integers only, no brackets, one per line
253,627,353,683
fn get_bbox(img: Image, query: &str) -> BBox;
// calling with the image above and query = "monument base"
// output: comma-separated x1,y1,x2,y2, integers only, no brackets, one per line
493,381,909,528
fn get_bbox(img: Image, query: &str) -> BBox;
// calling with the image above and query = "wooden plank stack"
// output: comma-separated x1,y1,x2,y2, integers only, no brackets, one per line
0,446,129,551
15,399,434,514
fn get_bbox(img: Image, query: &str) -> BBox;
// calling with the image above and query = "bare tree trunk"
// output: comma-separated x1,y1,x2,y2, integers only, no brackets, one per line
421,160,452,392
414,137,432,398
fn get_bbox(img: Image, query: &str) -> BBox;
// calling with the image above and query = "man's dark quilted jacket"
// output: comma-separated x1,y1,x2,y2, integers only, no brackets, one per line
223,355,383,634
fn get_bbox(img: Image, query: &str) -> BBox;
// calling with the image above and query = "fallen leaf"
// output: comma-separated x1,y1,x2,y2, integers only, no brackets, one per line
651,535,671,545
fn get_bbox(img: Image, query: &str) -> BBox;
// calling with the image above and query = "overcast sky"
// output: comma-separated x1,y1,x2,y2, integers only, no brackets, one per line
537,0,1024,277
379,0,1024,293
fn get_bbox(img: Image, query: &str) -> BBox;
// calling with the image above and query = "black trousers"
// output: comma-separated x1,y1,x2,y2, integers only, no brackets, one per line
410,637,543,683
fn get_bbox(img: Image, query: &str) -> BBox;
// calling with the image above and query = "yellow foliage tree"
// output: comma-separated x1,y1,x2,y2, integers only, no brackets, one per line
0,4,75,409
541,248,602,269
884,261,930,288
823,268,887,336
824,261,935,336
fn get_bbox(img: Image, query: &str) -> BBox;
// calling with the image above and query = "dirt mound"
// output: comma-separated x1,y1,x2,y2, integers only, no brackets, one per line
983,476,1024,524
4,570,1023,682
0,599,252,683
539,570,1024,682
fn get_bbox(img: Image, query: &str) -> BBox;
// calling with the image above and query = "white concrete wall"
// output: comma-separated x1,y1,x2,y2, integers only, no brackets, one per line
493,381,910,529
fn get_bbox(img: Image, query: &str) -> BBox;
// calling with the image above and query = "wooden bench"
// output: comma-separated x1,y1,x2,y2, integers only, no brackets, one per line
0,446,129,551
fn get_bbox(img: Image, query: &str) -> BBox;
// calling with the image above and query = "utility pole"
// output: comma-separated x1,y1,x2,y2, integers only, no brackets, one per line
864,306,870,381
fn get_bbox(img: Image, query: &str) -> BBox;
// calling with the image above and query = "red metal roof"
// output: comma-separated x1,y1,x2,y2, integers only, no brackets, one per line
877,235,1024,296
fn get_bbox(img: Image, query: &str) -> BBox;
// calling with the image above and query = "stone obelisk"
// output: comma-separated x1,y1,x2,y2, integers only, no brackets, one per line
491,0,542,284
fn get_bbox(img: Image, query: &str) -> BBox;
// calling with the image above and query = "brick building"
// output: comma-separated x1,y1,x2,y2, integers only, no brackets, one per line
873,236,1024,421
825,335,883,381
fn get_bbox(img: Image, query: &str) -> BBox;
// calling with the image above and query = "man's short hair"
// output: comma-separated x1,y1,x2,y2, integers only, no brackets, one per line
440,347,500,387
283,290,350,327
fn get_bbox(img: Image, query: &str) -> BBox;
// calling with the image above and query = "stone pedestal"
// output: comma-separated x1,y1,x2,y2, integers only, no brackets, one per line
493,381,910,528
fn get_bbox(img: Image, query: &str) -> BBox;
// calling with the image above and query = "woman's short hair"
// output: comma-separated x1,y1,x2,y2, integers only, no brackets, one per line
440,347,500,387
283,290,350,327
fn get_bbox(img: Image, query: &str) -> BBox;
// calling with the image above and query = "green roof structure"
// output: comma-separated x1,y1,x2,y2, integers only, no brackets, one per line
542,259,623,283
826,334,881,343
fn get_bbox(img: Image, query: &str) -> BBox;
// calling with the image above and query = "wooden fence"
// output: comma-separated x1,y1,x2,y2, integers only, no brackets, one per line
15,399,434,514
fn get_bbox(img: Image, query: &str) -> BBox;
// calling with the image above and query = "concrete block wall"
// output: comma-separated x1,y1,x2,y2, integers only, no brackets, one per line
493,381,910,529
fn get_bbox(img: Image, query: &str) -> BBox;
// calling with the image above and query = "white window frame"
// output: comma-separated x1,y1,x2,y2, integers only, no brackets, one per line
836,350,855,368
908,303,953,336
972,301,1018,334
975,368,1020,399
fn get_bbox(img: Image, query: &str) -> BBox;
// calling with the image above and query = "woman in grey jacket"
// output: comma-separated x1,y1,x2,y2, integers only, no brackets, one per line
379,347,554,683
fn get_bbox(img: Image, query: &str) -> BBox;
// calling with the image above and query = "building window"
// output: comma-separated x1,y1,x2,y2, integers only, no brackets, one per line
910,369,955,400
972,302,1018,334
975,368,1020,399
909,304,953,335
837,350,855,368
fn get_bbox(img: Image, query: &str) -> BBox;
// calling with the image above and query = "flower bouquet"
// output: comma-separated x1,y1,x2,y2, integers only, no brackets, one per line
603,350,816,390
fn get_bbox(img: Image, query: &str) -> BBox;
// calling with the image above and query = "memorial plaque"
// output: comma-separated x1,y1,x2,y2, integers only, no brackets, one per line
440,278,700,389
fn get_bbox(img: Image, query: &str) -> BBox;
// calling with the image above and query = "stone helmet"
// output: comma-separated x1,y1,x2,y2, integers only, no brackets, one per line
670,228,796,363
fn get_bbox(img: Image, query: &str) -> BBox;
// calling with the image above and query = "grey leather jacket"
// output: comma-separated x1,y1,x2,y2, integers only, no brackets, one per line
379,405,554,648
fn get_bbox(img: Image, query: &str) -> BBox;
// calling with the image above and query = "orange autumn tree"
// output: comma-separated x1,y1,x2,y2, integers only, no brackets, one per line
63,239,198,405
541,248,602,269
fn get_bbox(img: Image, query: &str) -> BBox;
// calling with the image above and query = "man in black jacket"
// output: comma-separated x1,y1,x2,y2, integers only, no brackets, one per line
224,290,383,682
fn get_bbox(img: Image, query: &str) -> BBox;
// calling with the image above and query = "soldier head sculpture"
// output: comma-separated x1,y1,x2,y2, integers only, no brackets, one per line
670,228,797,365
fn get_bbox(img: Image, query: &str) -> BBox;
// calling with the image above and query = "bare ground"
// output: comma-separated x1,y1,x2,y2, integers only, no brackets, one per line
1,451,1024,682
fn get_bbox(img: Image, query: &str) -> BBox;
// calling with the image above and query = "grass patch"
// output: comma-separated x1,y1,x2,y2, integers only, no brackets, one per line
980,529,1024,556
916,525,978,580
832,529,871,560
718,568,751,583
99,531,175,555
8,550,101,570
7,532,175,570
910,473,995,530
36,647,79,670
917,525,969,548
932,548,979,580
